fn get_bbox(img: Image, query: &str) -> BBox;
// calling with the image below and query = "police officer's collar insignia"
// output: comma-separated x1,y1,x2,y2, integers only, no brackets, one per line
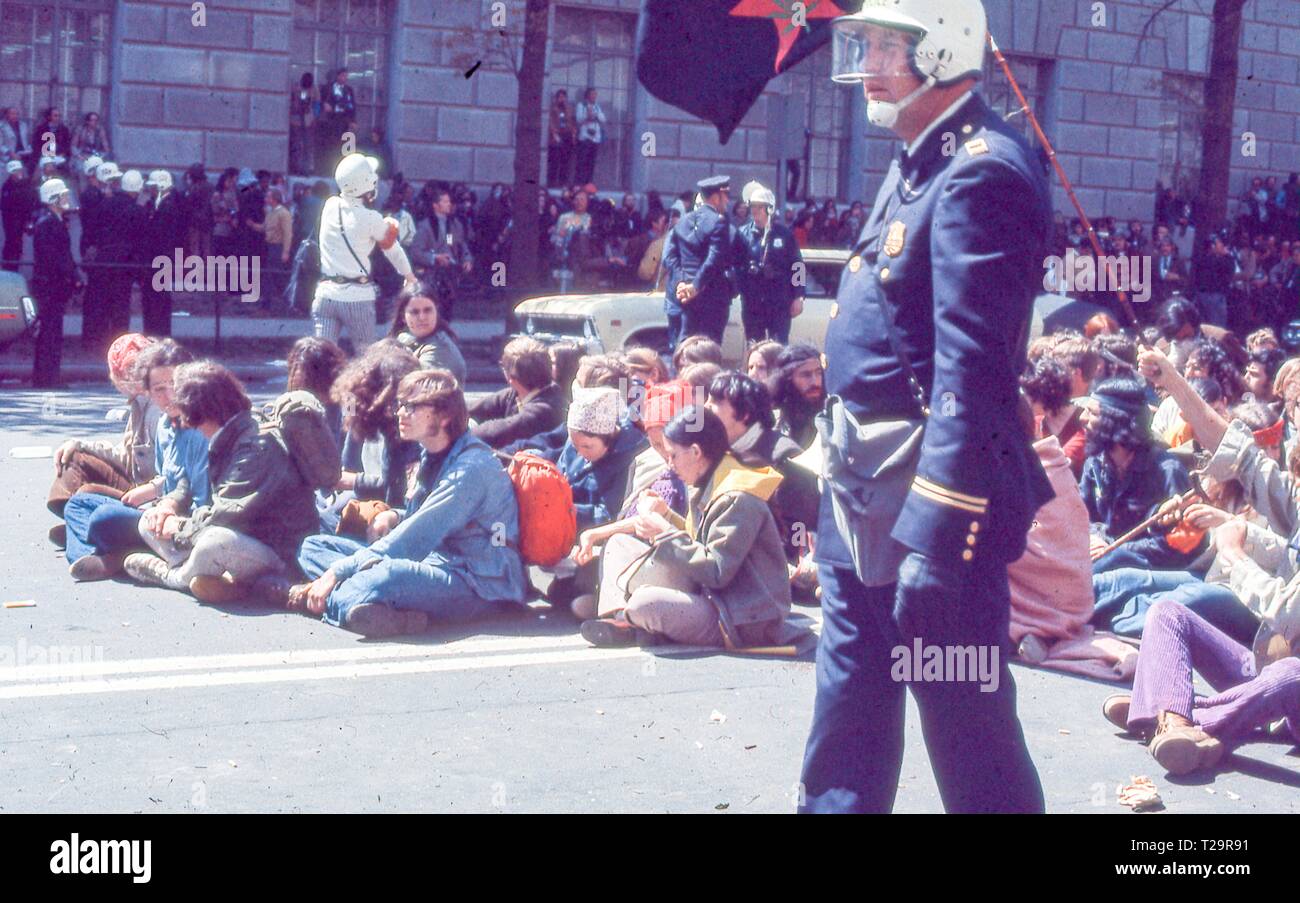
884,221,906,258
964,138,990,157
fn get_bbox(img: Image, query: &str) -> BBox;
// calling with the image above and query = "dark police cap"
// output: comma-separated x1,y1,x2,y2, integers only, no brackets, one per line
697,175,731,194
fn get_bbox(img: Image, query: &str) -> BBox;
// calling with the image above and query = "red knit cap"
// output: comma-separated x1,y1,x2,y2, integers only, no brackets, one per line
640,379,696,431
107,333,155,385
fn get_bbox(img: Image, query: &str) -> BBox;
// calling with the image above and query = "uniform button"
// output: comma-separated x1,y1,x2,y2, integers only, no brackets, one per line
962,124,973,134
966,534,977,546
830,302,839,319
962,549,974,562
820,353,828,370
849,256,862,273
880,267,891,281
969,521,981,533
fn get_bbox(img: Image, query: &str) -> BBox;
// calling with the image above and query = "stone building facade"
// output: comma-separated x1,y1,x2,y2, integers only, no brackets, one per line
2,0,1298,223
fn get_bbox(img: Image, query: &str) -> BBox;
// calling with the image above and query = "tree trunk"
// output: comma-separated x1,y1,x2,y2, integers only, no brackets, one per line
1194,0,1248,232
508,0,550,306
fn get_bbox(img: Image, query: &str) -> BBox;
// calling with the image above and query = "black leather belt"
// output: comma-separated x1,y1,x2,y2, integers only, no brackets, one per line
321,274,371,285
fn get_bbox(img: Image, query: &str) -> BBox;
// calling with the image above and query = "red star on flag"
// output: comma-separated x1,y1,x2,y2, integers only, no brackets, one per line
729,0,848,73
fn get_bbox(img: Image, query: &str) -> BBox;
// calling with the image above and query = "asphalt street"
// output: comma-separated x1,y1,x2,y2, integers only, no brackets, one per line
2,384,1299,813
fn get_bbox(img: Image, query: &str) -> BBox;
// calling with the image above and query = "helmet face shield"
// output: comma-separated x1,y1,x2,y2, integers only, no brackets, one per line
830,19,921,84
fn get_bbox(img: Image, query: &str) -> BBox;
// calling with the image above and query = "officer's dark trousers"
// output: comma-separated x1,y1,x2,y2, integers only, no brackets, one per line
665,307,684,355
800,557,1045,814
81,265,111,352
681,299,728,345
140,281,172,336
1,216,22,271
741,298,791,345
32,288,69,388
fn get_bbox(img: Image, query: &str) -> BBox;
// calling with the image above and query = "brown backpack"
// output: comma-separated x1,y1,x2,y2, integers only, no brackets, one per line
507,452,577,567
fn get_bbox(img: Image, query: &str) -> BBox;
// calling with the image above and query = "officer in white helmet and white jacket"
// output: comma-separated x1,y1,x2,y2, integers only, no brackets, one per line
313,153,415,346
799,0,1052,814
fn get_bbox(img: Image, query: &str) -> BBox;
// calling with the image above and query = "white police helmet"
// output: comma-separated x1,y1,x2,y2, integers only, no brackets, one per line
5,160,23,175
334,153,379,200
39,178,70,206
96,161,122,182
743,181,776,209
83,155,104,176
121,169,144,193
831,0,987,128
146,169,173,191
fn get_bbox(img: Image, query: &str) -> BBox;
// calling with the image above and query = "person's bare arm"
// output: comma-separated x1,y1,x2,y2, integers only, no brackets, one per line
1137,346,1228,451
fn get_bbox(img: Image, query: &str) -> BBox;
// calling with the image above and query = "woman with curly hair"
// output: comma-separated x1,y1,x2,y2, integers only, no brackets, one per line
1184,338,1247,406
1080,378,1198,576
332,342,423,512
1021,356,1087,477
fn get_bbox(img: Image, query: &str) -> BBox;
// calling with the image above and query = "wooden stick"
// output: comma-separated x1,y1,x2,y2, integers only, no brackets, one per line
1097,486,1200,558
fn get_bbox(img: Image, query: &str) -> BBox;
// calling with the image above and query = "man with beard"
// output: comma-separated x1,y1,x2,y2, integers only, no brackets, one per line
769,343,825,450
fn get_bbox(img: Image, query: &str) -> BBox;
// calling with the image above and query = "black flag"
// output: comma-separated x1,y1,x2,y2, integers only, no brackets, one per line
636,0,859,144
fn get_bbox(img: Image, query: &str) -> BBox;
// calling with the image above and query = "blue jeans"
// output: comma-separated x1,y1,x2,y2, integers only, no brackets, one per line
799,554,1043,813
298,534,508,628
63,493,145,563
1091,567,1259,646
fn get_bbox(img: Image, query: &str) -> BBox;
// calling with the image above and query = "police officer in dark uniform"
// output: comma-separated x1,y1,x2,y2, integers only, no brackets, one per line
734,181,804,344
81,161,121,352
2,159,37,272
96,169,149,346
31,178,79,388
663,175,733,347
799,0,1053,813
142,169,183,336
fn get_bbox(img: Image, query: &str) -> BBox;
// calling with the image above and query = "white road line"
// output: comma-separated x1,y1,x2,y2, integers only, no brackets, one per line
0,646,648,701
0,634,591,683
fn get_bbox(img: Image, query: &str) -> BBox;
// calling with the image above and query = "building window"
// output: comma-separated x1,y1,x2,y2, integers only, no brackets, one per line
291,0,390,153
982,54,1051,149
548,5,636,190
781,46,850,202
0,0,111,129
1158,73,1204,202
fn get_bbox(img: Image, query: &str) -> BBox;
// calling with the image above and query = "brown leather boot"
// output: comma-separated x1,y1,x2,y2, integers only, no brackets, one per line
1149,711,1224,775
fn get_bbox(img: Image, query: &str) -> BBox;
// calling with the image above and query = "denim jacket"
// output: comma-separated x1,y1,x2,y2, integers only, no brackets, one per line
330,432,526,604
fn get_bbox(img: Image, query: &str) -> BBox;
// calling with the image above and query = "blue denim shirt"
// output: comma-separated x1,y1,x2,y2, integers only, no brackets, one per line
1079,445,1189,541
155,415,211,509
330,431,526,604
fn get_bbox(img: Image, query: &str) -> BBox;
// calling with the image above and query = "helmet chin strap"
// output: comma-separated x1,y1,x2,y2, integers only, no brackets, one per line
866,75,937,130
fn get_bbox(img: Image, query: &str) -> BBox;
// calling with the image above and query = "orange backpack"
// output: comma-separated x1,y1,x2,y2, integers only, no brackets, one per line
507,453,578,567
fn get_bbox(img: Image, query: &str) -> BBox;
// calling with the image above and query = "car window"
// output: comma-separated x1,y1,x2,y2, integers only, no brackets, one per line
804,262,846,299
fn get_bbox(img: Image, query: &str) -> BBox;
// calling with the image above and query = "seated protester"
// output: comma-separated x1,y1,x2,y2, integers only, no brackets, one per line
579,406,792,648
502,353,632,456
622,347,670,387
679,361,721,391
388,279,468,385
768,343,825,451
1091,472,1262,645
624,378,693,509
293,369,526,637
1244,347,1286,411
333,342,423,513
705,371,819,561
48,333,162,523
286,336,347,446
1153,296,1203,373
1154,338,1248,441
671,334,723,375
468,336,567,449
745,339,783,384
64,340,210,581
1246,327,1280,354
1091,331,1139,382
1021,356,1087,478
1049,334,1101,400
1159,376,1226,449
122,362,321,604
1231,400,1285,466
1100,596,1300,776
1081,378,1200,576
533,386,646,532
550,339,588,405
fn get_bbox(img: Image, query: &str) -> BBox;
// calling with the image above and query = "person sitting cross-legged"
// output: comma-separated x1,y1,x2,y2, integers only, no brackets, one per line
122,362,321,603
291,369,527,637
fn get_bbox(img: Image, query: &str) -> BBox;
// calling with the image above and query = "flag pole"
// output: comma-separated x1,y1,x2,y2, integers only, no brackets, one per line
987,34,1138,327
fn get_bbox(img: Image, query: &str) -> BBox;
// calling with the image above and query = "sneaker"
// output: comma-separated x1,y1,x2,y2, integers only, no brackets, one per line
68,552,127,582
48,523,67,547
1149,717,1225,775
1102,694,1133,734
342,602,429,638
189,575,245,605
123,552,174,588
580,617,654,648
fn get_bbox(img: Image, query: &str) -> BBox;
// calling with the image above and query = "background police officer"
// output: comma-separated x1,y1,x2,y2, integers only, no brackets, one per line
31,178,79,388
663,175,733,347
735,181,804,344
141,169,182,336
800,0,1053,814
81,160,120,352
